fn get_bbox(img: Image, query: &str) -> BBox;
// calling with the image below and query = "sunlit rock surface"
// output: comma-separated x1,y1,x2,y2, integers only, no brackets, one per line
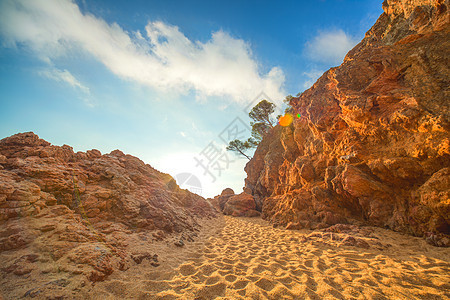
244,0,449,246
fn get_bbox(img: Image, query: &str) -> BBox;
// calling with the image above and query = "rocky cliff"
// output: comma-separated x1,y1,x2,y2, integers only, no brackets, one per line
245,0,449,245
0,132,215,288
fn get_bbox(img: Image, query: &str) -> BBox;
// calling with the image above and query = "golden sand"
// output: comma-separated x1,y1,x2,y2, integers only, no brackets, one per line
85,216,450,299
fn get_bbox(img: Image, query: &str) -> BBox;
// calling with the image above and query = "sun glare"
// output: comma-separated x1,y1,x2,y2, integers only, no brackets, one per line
279,113,294,127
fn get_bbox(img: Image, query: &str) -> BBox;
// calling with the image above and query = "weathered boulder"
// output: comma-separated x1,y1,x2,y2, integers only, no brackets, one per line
217,188,235,211
221,188,235,196
223,192,260,217
244,0,450,245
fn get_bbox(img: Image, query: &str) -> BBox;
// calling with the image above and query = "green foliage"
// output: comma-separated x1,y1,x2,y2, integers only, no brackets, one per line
247,137,259,148
284,106,293,114
226,99,278,159
249,99,276,128
250,121,271,143
226,139,253,160
283,94,293,105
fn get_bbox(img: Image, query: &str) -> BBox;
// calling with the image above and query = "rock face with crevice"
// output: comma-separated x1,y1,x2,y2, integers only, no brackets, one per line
244,0,449,245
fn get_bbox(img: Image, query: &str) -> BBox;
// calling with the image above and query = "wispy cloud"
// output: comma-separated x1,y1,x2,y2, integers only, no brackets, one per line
38,67,90,94
0,0,285,104
302,69,324,90
304,29,359,65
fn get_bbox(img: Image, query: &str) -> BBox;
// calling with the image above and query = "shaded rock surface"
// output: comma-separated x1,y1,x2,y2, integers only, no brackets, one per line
209,189,261,217
0,132,216,291
218,188,235,211
244,0,450,245
223,192,261,217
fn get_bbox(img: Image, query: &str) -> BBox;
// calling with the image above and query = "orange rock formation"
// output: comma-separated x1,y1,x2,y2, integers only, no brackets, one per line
0,132,215,287
244,0,449,246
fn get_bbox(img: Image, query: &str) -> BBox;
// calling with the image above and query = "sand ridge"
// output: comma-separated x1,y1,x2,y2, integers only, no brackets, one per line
87,215,450,300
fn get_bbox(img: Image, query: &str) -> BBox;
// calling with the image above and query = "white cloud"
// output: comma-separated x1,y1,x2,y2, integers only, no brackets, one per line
151,150,247,198
0,0,285,104
302,69,324,90
38,67,90,94
305,29,359,65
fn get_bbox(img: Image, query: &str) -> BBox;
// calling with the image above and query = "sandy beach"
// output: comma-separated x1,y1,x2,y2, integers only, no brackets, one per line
1,0,449,299
82,215,450,299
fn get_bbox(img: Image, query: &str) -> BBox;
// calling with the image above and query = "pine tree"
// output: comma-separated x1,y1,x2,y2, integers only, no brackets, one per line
226,99,276,160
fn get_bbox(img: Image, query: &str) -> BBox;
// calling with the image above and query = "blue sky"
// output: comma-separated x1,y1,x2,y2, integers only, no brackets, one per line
0,0,383,197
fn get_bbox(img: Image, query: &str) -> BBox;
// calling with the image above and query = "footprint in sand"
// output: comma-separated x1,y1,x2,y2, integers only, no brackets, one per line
249,263,268,275
198,263,216,276
224,274,237,282
205,275,221,285
254,277,276,291
142,280,171,292
179,263,196,276
194,282,227,299
81,216,450,300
